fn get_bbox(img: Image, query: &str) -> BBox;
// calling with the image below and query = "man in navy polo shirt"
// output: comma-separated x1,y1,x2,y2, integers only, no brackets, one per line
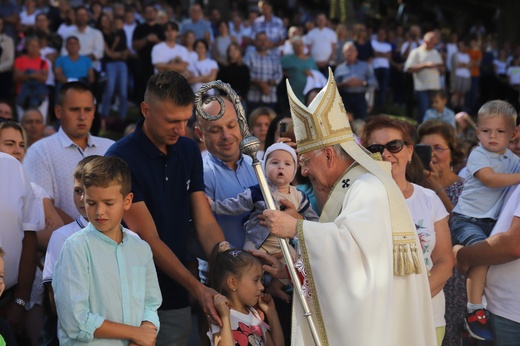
106,71,224,346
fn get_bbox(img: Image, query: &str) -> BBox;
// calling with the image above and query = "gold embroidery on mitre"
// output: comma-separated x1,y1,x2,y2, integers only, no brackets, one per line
287,71,355,155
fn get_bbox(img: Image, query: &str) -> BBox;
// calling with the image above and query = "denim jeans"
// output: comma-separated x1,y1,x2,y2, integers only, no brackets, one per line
374,67,390,108
450,213,496,246
341,91,367,119
466,76,480,112
415,89,432,124
101,61,128,119
490,312,520,346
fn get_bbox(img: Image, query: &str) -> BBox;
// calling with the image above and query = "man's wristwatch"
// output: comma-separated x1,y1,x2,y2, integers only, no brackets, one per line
14,298,30,311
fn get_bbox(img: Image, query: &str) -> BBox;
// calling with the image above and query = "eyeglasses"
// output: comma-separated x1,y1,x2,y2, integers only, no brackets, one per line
366,139,406,155
431,145,450,153
299,149,323,170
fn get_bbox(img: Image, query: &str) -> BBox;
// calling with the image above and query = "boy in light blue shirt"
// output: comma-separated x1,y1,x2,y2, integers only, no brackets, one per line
423,90,456,127
53,157,162,345
451,100,520,341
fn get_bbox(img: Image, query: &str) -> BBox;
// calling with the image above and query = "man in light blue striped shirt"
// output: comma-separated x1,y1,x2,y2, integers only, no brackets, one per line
244,31,283,112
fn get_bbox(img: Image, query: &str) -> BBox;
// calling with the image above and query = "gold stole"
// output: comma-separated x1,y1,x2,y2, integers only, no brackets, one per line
296,163,368,346
296,162,425,345
319,163,366,222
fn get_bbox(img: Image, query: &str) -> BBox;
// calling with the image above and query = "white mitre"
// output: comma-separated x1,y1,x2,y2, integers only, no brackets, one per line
287,68,423,276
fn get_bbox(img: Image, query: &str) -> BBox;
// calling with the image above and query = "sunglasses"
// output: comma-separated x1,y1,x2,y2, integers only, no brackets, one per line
366,139,406,155
0,117,15,123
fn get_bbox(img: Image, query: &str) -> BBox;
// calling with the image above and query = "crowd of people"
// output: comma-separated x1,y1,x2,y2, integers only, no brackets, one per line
0,0,518,129
2,0,520,345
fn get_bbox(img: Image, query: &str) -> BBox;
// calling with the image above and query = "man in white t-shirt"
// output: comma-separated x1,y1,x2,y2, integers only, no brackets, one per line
445,32,458,93
371,28,392,111
305,13,337,76
404,31,444,123
151,21,189,75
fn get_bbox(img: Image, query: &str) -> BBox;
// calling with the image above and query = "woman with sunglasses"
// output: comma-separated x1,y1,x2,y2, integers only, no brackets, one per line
362,116,453,346
418,119,469,346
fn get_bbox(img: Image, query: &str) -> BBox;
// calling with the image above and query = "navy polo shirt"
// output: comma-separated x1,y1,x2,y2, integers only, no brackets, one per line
106,118,205,310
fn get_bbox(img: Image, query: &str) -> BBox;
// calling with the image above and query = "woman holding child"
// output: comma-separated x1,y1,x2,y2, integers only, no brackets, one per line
362,116,453,346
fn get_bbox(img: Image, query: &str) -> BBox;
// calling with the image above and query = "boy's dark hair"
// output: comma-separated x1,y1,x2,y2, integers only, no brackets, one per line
73,155,102,180
82,157,132,196
0,246,5,257
65,35,80,44
35,12,47,21
194,38,208,51
57,82,93,106
164,21,179,32
75,6,89,15
208,243,262,295
144,71,194,107
430,89,447,101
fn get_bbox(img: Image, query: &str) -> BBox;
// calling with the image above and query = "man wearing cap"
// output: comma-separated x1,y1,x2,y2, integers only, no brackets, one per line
258,70,437,345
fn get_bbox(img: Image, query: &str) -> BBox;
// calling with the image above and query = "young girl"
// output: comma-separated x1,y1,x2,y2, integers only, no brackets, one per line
208,241,285,346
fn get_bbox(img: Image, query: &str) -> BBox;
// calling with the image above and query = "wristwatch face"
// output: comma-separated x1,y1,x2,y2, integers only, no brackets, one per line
15,298,27,308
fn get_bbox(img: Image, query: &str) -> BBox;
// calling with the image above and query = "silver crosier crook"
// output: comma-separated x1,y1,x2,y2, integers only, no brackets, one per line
195,80,323,346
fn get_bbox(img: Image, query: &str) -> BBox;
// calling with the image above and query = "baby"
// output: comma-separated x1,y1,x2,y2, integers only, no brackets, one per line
208,143,319,260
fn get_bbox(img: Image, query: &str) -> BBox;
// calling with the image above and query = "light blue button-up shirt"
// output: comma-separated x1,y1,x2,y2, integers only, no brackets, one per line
53,223,162,345
203,153,258,248
423,107,456,127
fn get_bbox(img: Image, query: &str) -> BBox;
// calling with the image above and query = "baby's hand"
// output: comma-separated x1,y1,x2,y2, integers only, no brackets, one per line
213,294,230,318
257,293,275,314
206,195,214,207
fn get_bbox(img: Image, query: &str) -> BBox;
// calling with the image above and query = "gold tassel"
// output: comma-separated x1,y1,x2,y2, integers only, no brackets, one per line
393,245,398,276
393,233,423,276
410,243,423,274
402,244,413,275
398,245,405,275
